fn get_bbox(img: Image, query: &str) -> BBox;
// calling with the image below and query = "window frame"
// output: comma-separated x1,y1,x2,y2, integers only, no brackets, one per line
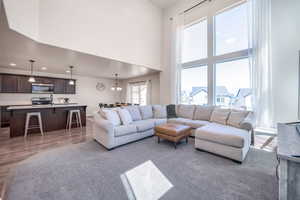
128,82,147,105
180,0,252,108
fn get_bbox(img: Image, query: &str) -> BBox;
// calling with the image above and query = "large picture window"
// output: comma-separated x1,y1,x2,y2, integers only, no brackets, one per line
180,1,252,110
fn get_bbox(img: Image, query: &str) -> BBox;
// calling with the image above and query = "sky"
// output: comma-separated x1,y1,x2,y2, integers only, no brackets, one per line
181,2,250,97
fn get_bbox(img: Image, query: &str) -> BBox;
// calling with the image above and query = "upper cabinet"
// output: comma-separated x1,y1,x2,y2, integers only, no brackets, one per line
1,74,18,93
0,73,76,94
53,79,66,94
17,76,32,93
65,80,76,94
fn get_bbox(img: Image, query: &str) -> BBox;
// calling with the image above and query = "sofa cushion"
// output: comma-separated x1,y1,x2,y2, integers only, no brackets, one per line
195,123,250,148
131,120,155,132
118,109,133,125
210,108,231,125
166,104,177,118
125,106,142,121
193,106,215,121
177,105,195,119
139,105,153,120
227,110,250,129
114,125,137,137
153,105,167,118
168,118,189,124
99,109,121,126
182,119,211,129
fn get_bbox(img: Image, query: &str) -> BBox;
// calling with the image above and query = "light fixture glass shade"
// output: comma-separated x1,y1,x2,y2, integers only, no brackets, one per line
69,80,74,85
117,87,122,91
111,87,116,91
28,77,36,83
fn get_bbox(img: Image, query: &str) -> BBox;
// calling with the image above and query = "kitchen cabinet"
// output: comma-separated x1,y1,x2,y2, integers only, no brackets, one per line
17,76,32,93
0,73,76,94
1,74,18,93
54,79,66,94
0,74,2,92
0,106,10,128
65,80,76,94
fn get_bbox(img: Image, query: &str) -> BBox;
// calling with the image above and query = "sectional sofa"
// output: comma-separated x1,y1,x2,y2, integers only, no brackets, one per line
93,104,255,162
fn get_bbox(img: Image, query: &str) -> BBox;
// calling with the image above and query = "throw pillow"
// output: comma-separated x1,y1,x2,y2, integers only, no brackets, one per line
210,108,231,125
227,110,250,128
125,106,142,121
193,105,215,121
139,105,153,120
177,104,195,119
100,109,121,126
118,109,133,125
166,104,177,118
153,105,167,118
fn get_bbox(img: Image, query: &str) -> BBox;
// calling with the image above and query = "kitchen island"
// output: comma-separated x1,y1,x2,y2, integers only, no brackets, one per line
7,104,87,137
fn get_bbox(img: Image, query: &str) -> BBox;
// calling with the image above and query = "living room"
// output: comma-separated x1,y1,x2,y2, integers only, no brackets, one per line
0,0,299,199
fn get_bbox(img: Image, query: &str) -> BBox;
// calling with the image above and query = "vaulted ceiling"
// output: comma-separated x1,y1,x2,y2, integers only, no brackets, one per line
0,1,160,79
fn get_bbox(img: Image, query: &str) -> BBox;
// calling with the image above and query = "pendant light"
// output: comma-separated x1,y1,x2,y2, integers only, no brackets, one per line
111,73,122,91
28,60,36,83
69,66,74,85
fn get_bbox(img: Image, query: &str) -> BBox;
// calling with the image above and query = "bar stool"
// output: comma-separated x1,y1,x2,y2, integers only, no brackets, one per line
66,110,82,131
24,112,44,137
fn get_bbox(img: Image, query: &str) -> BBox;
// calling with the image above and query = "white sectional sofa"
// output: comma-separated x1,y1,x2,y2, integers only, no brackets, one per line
93,104,255,162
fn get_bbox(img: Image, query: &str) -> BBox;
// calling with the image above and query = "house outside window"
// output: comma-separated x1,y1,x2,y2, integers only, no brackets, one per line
180,1,252,110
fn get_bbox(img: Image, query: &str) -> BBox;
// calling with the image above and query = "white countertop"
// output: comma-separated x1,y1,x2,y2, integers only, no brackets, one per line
7,104,87,110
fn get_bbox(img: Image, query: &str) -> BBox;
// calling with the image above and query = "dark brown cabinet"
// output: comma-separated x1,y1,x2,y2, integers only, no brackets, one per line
0,106,11,128
65,80,76,94
54,79,66,94
1,74,18,93
0,73,76,94
17,76,32,93
0,75,2,92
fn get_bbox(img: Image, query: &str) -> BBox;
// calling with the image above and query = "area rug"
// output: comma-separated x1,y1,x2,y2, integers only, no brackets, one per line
6,137,278,200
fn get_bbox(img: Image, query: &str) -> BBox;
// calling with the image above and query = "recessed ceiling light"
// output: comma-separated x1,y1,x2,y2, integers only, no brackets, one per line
41,67,47,70
66,70,71,73
10,63,16,66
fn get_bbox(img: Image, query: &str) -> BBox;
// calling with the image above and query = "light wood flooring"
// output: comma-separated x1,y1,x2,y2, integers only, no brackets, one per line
0,119,277,199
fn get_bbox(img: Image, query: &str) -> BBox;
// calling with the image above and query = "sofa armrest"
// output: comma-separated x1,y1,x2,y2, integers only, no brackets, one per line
240,112,255,145
240,112,255,131
92,111,115,149
93,116,114,132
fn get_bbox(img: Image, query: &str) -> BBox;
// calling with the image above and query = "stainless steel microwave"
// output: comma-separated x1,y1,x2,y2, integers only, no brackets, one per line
32,83,54,94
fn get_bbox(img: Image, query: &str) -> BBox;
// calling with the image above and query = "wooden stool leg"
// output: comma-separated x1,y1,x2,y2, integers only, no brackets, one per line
77,111,82,129
157,136,160,143
68,112,73,131
174,142,177,149
66,112,69,131
186,136,188,143
24,115,30,137
38,113,44,136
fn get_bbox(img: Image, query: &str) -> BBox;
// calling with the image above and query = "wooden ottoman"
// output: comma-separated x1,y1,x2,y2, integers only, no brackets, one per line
155,123,192,149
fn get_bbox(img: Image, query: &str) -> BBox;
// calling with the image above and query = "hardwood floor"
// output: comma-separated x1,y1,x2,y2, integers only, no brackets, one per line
0,120,277,199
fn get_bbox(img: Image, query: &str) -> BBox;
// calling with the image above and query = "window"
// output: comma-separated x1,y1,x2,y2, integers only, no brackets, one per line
129,82,147,105
215,58,251,109
180,1,252,110
180,66,208,105
215,3,248,55
182,19,207,63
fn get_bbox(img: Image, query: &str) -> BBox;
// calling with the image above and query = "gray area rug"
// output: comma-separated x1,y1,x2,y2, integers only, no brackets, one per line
7,137,278,200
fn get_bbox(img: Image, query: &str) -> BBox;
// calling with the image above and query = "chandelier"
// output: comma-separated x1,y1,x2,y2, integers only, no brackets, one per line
111,73,122,91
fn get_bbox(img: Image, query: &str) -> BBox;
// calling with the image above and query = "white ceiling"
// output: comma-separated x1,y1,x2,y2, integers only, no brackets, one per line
150,0,180,8
0,5,159,79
